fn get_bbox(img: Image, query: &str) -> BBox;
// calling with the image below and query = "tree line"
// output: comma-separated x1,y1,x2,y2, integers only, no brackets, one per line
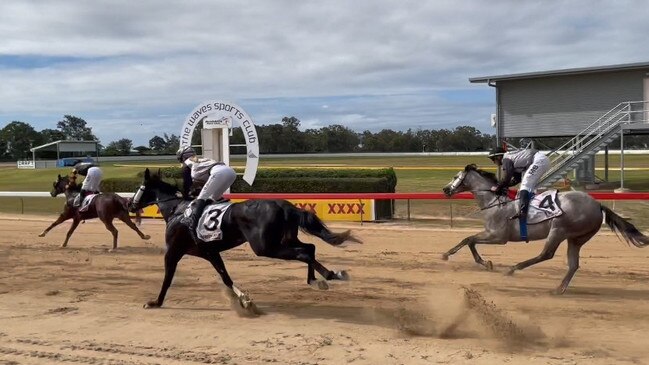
3,115,649,161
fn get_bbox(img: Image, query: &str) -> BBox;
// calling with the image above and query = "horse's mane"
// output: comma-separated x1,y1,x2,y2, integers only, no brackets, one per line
63,175,81,192
464,164,498,184
150,173,181,196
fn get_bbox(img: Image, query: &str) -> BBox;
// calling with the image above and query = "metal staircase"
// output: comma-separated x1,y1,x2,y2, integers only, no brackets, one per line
538,100,648,188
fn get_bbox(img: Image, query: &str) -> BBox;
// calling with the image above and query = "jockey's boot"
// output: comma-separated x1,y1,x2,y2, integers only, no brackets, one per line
73,189,88,208
182,198,208,242
509,189,530,220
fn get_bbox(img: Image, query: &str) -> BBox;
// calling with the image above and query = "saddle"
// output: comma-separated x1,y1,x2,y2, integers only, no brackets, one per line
70,193,100,212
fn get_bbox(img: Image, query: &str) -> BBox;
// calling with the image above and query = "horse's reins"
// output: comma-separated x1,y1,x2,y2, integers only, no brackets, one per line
449,169,520,212
477,192,519,211
154,196,183,204
131,184,186,216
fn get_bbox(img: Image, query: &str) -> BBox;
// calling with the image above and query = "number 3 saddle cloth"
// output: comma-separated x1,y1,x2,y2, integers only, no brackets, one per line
195,201,233,242
525,190,564,224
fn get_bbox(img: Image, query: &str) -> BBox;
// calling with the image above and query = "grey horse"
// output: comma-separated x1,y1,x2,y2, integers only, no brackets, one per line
441,164,649,294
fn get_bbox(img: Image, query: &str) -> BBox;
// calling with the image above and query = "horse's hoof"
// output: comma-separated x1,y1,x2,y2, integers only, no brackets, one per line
441,253,450,261
239,298,252,309
59,244,67,249
38,233,46,237
484,261,494,271
334,270,350,281
552,287,566,296
505,268,515,276
108,248,117,253
235,296,263,316
143,301,160,309
142,235,151,240
309,279,329,290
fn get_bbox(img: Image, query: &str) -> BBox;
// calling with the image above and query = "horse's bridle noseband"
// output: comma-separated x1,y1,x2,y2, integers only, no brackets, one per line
449,171,467,192
129,184,184,215
131,185,146,208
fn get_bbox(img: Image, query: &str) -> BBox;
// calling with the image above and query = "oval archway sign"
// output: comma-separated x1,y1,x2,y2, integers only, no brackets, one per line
180,100,259,185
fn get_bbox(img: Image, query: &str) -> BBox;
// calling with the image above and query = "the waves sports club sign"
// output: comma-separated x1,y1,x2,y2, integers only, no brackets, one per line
180,100,259,185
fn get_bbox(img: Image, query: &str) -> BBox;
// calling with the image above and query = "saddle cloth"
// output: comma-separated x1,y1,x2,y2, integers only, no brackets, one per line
79,194,99,212
196,201,233,242
525,190,563,224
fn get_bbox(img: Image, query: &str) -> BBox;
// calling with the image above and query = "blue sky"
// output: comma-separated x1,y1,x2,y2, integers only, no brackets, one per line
2,1,649,146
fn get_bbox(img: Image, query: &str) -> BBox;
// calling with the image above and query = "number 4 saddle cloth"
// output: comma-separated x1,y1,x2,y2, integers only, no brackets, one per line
524,190,564,225
196,201,233,242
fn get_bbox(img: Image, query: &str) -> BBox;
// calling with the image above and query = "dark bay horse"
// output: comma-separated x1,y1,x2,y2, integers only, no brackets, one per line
128,168,361,310
441,164,649,294
39,174,150,250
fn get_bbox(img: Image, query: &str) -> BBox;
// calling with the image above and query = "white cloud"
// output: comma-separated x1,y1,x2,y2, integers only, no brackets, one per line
1,0,649,145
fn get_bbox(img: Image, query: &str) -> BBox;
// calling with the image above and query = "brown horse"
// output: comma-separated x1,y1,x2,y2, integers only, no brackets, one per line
39,174,150,250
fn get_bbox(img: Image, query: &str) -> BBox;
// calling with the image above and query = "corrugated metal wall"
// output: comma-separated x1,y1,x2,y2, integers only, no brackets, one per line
499,70,645,137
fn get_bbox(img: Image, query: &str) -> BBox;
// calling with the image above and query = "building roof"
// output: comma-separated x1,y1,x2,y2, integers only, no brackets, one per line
30,140,99,152
469,61,649,83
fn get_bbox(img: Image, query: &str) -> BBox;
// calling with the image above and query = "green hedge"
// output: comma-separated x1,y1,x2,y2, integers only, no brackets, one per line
137,167,396,187
107,167,397,219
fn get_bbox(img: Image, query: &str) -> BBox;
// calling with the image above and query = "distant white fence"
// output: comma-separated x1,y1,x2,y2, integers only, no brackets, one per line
14,149,649,169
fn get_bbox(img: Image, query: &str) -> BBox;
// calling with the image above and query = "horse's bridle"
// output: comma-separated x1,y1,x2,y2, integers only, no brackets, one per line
449,170,516,211
130,184,184,213
449,171,495,196
131,185,146,209
448,171,467,193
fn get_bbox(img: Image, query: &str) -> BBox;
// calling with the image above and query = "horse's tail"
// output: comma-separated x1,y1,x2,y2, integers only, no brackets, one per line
601,205,649,248
292,206,362,246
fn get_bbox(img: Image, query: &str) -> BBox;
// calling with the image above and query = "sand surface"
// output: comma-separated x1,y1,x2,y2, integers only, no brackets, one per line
1,214,649,364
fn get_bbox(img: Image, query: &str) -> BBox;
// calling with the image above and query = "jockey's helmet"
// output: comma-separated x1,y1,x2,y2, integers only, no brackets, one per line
176,146,196,162
487,147,506,160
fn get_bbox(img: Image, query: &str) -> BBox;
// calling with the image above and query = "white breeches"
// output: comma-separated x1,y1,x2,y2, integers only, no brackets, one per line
197,165,237,201
81,167,103,192
520,153,550,192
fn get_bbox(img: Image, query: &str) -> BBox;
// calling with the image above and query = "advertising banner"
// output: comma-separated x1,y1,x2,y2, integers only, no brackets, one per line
131,198,375,222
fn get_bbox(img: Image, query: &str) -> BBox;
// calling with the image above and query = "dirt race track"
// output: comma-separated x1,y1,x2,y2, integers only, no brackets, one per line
2,215,649,365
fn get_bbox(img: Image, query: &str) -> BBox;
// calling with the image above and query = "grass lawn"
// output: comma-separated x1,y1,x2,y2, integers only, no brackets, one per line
1,154,648,227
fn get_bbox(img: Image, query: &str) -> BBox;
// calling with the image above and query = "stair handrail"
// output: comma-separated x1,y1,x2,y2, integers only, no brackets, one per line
539,100,648,186
546,102,629,161
541,113,626,179
539,103,633,184
542,108,626,175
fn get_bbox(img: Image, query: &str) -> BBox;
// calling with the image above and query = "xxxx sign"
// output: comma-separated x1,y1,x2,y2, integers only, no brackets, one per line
285,199,375,221
327,202,366,215
131,199,376,222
